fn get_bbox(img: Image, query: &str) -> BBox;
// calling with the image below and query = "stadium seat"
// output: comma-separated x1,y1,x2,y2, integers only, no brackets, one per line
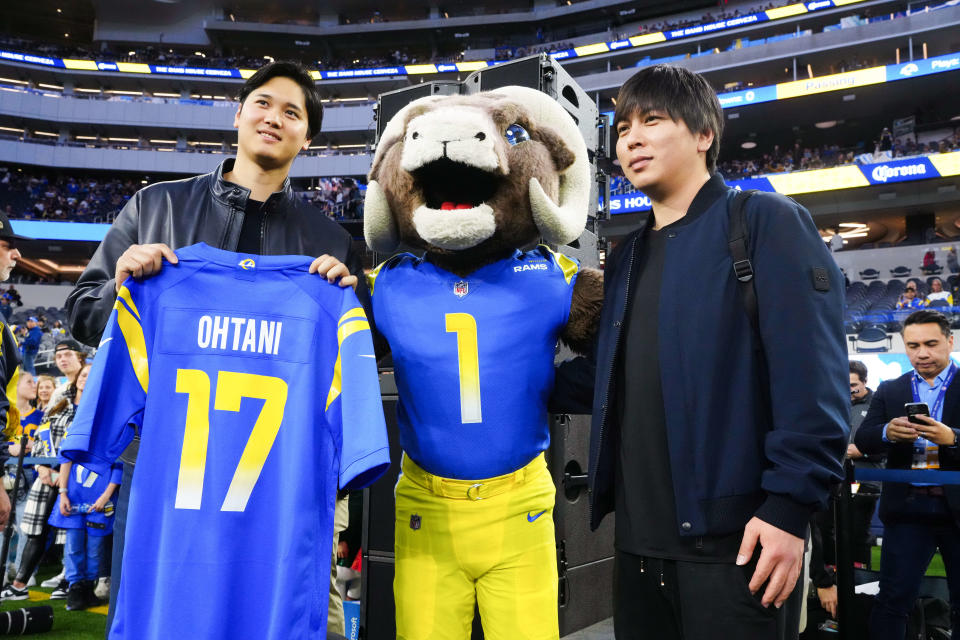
849,325,892,353
889,266,911,278
859,268,880,280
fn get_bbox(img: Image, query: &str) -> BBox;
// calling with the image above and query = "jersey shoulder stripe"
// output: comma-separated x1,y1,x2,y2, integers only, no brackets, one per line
537,245,580,285
114,287,149,393
368,253,419,296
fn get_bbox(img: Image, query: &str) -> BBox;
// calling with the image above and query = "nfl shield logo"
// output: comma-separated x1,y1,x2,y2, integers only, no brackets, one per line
410,514,421,530
453,281,469,298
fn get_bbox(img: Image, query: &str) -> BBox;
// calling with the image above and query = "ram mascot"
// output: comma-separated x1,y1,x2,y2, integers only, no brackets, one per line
364,85,602,639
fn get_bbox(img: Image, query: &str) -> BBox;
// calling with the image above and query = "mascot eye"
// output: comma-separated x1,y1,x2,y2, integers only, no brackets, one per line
504,124,530,146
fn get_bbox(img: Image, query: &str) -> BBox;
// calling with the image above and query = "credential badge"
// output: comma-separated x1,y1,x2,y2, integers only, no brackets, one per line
453,281,469,298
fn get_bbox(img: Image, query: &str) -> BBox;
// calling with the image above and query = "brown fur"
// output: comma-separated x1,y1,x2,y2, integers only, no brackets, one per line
370,90,604,340
562,267,604,355
369,92,575,267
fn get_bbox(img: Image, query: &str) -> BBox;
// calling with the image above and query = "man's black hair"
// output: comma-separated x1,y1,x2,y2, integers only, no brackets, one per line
613,64,723,172
903,309,952,337
849,360,868,383
237,60,323,140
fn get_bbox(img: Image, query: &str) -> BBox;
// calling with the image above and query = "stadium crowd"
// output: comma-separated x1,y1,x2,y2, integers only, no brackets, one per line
608,130,960,194
0,168,365,223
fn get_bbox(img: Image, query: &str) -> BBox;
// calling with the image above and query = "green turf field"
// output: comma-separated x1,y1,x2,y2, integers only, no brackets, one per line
870,545,946,577
0,564,106,640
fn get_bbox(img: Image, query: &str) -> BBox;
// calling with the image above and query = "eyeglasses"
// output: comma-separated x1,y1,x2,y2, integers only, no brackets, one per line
905,288,916,292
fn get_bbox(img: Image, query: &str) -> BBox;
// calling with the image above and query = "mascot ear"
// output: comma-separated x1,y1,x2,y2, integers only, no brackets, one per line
493,86,590,247
363,180,399,253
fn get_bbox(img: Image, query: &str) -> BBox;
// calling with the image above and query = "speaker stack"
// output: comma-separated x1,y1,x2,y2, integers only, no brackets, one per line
548,413,615,636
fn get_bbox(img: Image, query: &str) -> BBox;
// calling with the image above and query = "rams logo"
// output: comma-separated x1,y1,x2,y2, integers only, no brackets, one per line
513,263,548,273
238,258,256,270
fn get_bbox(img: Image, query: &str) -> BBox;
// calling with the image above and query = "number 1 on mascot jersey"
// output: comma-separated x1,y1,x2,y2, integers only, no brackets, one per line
445,312,482,423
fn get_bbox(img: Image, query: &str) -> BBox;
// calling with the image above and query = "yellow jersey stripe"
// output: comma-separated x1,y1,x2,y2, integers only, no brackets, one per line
367,262,387,296
117,286,141,321
114,299,149,393
4,366,18,441
326,320,372,411
338,307,368,327
541,245,580,285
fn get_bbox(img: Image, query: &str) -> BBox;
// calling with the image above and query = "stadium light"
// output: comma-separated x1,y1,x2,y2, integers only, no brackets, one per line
741,141,757,149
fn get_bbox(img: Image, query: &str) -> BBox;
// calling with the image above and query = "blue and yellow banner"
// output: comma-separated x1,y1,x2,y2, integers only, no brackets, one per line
609,151,960,214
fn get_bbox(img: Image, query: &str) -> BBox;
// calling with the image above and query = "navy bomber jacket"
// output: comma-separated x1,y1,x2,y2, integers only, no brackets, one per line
587,175,849,538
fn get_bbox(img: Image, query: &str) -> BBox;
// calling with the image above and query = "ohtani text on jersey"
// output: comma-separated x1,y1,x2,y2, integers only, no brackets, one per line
196,315,283,355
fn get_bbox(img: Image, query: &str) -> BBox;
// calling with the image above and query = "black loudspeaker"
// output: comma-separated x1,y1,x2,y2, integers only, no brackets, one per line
548,413,615,635
548,414,615,570
559,558,615,635
462,54,598,154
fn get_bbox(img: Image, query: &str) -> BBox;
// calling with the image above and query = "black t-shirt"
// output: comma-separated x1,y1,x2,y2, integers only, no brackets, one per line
614,174,743,562
235,198,266,255
615,226,676,556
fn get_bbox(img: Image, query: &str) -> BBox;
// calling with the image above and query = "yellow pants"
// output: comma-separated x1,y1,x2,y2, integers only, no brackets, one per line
394,453,559,640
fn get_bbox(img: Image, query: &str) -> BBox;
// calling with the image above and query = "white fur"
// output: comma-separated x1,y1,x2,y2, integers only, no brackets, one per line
412,204,497,250
401,106,503,174
362,180,400,252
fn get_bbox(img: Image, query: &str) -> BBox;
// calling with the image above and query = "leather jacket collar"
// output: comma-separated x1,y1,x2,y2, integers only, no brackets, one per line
210,158,295,211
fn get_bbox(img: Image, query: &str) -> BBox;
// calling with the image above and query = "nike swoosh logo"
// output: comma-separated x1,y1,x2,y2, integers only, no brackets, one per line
527,510,547,522
360,354,376,358
98,337,113,347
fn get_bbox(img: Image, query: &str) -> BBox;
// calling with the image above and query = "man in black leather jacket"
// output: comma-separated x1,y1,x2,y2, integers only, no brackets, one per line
67,62,361,347
65,60,363,633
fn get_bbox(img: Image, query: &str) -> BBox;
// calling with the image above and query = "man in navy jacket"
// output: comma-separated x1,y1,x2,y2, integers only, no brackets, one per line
854,309,960,639
589,65,848,639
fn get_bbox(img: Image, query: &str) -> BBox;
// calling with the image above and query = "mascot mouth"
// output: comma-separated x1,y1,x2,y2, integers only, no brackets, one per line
412,158,501,210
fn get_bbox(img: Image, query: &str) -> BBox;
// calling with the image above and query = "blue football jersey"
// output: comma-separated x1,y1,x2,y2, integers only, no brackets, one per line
48,462,122,535
61,243,390,640
369,246,578,479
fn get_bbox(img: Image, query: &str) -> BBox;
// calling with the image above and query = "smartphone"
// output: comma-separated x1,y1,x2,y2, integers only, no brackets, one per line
905,402,930,424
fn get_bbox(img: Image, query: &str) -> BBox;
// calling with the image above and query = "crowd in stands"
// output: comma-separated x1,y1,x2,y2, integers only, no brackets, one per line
0,168,140,223
299,178,365,220
0,167,366,224
608,130,960,195
718,131,960,181
0,0,810,72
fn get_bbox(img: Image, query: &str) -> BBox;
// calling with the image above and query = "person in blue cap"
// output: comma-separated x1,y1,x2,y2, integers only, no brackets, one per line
20,317,41,375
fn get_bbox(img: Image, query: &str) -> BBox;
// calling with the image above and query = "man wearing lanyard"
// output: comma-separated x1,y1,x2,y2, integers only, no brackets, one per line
855,309,960,639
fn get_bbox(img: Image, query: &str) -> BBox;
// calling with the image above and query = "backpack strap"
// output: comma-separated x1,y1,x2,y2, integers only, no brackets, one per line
728,189,772,420
729,189,759,336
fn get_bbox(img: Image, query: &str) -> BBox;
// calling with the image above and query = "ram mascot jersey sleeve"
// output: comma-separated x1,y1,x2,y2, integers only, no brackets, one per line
60,242,390,640
369,246,578,479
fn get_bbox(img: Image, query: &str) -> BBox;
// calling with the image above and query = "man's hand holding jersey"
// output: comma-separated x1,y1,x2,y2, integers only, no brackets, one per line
116,243,357,292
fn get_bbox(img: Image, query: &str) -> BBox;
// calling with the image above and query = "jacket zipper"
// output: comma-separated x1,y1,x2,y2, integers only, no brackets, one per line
258,202,268,255
589,234,637,525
